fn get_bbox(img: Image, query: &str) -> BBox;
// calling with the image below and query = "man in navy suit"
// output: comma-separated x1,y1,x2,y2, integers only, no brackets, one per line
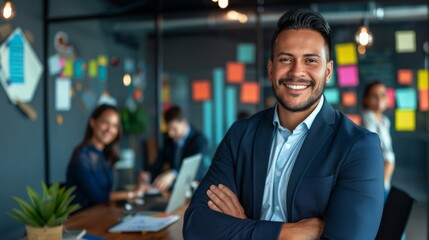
146,105,208,192
184,9,384,239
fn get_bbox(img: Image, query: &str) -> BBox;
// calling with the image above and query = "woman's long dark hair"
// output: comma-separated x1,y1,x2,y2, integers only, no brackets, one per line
71,104,123,166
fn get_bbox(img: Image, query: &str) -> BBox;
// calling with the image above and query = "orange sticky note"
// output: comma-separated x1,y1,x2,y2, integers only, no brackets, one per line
347,114,361,126
342,92,357,106
192,80,211,101
398,69,413,85
419,90,429,111
227,62,245,83
241,82,260,104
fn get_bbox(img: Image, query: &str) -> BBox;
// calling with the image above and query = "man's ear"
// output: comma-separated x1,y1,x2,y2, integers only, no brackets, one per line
325,60,334,84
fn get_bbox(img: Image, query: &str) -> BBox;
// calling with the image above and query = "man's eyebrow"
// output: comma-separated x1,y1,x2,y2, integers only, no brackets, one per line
275,52,322,58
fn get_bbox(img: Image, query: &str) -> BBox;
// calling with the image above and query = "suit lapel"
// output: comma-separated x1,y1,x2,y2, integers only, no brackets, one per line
252,108,275,219
286,101,336,221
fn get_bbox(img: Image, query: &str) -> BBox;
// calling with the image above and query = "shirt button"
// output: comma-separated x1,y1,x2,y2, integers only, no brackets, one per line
275,206,280,211
276,171,281,177
285,144,291,149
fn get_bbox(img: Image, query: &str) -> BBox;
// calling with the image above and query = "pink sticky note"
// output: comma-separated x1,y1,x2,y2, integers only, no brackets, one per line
337,65,359,87
386,88,395,109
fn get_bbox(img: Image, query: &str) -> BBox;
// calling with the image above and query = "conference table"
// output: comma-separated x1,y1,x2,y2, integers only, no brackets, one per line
65,195,186,240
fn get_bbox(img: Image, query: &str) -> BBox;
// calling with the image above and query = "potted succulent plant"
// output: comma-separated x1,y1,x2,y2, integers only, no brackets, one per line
8,182,80,240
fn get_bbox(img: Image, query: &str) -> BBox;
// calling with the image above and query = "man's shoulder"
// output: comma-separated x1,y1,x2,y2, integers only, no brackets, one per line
331,108,376,141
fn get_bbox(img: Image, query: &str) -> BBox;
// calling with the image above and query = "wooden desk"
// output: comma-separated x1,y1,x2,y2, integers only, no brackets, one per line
65,198,185,240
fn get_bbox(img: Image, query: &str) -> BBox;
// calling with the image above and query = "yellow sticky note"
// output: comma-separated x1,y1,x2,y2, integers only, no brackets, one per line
395,109,415,131
88,59,97,78
63,59,73,77
335,43,357,66
417,69,429,90
395,31,416,53
98,55,108,66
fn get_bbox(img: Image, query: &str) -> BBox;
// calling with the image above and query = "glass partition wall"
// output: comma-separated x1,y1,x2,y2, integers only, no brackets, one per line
47,1,428,238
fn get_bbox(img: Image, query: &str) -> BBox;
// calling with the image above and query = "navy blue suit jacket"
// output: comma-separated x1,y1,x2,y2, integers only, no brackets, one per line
184,100,384,239
151,125,208,181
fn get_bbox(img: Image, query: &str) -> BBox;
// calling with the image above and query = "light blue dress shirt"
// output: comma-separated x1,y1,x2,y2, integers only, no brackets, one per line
260,97,324,222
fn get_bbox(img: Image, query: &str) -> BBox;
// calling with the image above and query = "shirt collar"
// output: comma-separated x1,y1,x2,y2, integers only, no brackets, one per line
273,96,324,130
177,125,191,147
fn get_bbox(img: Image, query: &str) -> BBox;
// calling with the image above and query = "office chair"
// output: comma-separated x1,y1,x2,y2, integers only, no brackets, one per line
375,186,415,240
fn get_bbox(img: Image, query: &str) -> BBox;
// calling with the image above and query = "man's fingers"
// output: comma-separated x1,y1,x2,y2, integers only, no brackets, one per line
207,189,230,211
208,200,222,213
218,184,241,210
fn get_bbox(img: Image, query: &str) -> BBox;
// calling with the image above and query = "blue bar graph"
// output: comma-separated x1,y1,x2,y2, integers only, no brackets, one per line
203,101,213,148
214,68,224,145
226,86,237,129
9,33,24,84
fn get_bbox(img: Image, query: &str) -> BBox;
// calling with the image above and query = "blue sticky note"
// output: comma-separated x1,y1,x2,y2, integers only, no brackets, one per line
237,43,255,64
98,66,107,81
8,33,24,84
74,59,84,79
324,88,340,104
396,88,417,109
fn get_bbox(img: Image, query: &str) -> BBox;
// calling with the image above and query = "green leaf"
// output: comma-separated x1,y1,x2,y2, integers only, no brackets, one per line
12,197,44,226
8,208,40,227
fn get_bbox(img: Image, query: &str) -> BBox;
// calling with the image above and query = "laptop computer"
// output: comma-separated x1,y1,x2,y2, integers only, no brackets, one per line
127,153,203,213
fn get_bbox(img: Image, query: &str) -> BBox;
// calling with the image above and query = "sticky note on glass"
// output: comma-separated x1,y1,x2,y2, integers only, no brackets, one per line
386,88,395,109
193,80,211,101
324,88,340,104
395,109,415,131
48,54,62,76
98,55,108,66
398,69,413,85
396,88,416,109
335,43,357,66
55,78,71,111
347,114,361,126
419,90,429,111
237,43,255,64
395,31,416,53
98,65,107,81
63,59,73,78
88,59,97,78
342,92,357,106
337,65,359,87
240,82,259,104
417,69,429,90
227,62,245,83
124,57,135,73
326,69,336,87
74,59,84,79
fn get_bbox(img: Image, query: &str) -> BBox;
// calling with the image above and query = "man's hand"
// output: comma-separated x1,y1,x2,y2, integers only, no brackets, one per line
278,218,324,240
206,184,247,219
153,170,177,192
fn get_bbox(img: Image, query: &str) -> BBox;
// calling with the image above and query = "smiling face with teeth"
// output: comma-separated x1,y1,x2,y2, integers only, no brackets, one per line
268,29,333,115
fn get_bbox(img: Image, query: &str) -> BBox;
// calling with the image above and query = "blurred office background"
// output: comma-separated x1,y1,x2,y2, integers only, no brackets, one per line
0,0,427,239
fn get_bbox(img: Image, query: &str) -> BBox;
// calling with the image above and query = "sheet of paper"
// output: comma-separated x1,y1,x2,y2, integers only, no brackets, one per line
88,59,97,78
237,43,255,64
109,214,180,232
386,88,395,109
324,88,340,104
192,80,211,101
226,62,245,83
396,88,417,109
395,109,415,131
342,91,357,106
48,54,62,76
335,43,357,66
398,69,413,85
55,78,71,111
395,31,416,53
74,59,84,79
337,65,359,87
63,59,73,78
240,82,259,104
419,90,429,111
417,69,429,90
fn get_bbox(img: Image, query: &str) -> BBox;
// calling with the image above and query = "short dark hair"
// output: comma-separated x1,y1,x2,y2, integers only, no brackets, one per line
270,9,331,61
164,105,185,123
